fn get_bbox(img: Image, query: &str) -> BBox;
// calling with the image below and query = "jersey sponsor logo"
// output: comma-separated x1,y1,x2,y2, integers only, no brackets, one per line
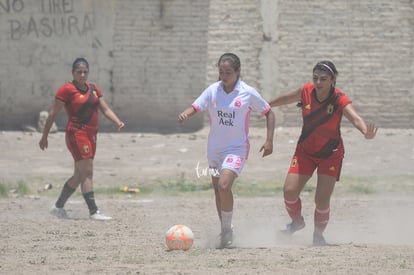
305,104,311,110
329,166,335,171
83,145,89,154
217,110,235,126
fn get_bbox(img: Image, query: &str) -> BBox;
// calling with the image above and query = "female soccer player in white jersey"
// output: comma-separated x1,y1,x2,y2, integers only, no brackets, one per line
178,53,275,248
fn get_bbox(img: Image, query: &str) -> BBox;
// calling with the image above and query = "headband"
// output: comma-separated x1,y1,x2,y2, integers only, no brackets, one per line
319,63,335,76
72,58,89,71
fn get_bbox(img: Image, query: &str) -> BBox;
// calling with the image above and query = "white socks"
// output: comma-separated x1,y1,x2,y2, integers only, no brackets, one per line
221,210,233,232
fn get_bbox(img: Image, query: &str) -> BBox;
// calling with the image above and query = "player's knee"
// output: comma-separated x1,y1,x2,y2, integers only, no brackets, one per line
314,197,330,209
283,185,299,199
218,180,232,192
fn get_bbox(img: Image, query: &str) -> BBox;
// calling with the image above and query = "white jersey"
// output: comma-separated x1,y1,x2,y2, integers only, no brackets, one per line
192,79,270,159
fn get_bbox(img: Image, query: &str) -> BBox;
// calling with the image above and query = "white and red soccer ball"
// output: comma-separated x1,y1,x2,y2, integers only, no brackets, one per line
165,224,194,251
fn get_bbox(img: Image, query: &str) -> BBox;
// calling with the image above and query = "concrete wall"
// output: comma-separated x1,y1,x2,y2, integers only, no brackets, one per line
0,0,208,132
0,0,117,129
0,0,413,132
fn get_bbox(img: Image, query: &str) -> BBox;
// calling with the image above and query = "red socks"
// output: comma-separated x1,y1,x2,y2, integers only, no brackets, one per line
284,198,302,223
285,198,330,234
314,207,330,234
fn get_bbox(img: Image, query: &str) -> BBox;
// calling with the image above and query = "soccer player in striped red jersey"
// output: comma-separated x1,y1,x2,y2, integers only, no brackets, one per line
269,61,378,245
39,57,125,221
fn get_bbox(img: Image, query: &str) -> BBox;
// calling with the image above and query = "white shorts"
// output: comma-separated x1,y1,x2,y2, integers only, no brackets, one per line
208,152,246,177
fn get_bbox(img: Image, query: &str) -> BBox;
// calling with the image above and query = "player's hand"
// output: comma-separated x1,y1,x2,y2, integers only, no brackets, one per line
117,121,125,131
39,137,48,150
260,140,273,157
364,123,378,139
178,113,188,124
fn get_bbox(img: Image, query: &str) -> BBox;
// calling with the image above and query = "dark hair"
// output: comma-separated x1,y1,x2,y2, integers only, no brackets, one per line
217,53,241,72
298,61,338,108
72,57,89,72
313,60,338,78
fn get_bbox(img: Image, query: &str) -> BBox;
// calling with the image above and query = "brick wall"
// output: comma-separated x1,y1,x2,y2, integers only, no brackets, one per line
272,0,414,128
0,0,412,131
111,0,209,132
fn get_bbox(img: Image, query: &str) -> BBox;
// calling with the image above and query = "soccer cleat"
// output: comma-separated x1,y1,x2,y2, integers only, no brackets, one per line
219,228,233,248
312,232,327,246
50,206,69,219
281,216,305,235
90,211,112,221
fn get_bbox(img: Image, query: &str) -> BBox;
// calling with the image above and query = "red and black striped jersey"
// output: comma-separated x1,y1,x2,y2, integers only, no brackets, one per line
56,82,103,129
297,83,351,158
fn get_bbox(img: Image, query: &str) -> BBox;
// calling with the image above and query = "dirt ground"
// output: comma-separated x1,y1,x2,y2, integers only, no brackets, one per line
1,126,414,274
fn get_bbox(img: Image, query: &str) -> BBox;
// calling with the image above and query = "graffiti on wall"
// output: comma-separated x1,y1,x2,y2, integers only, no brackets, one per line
1,0,94,40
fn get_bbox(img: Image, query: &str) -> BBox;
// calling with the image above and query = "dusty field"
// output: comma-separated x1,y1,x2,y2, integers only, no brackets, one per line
1,126,414,274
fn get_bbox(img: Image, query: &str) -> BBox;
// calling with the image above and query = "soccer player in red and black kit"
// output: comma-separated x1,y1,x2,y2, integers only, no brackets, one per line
269,61,377,245
39,57,125,220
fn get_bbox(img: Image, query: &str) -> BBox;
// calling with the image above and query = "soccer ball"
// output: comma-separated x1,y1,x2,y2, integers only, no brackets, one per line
165,224,194,251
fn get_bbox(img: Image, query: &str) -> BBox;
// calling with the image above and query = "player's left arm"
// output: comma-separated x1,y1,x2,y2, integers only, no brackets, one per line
98,97,125,131
260,109,275,157
343,104,377,139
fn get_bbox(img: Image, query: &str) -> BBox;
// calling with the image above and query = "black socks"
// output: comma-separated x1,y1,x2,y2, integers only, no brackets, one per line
82,191,98,215
55,179,76,208
55,177,99,216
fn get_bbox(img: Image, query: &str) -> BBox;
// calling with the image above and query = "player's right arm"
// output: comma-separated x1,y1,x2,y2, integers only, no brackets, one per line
179,85,212,123
178,106,197,123
268,87,302,107
39,99,65,150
